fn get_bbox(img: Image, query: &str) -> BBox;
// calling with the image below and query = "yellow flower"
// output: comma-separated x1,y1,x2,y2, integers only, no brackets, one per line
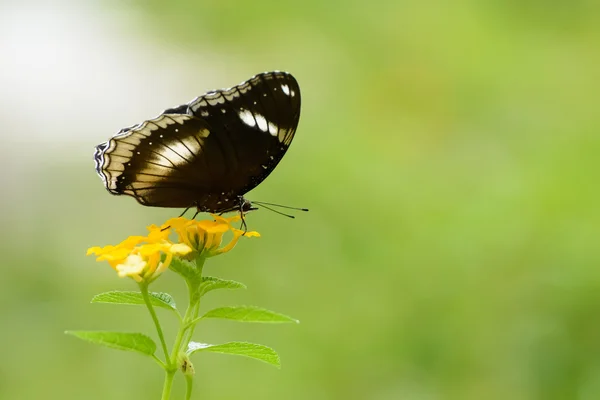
87,229,192,282
160,215,260,259
87,216,259,281
115,254,146,280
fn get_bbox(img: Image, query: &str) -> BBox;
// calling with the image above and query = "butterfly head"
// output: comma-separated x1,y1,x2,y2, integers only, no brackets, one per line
240,197,257,213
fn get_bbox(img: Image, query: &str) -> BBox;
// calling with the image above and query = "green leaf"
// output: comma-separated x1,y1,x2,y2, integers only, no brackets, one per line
169,257,201,283
65,331,156,356
200,306,299,323
91,291,177,311
187,341,280,368
199,276,246,297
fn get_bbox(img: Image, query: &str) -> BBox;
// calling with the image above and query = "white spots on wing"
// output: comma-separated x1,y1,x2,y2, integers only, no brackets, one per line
149,142,153,145
263,93,267,97
168,141,188,155
262,165,268,169
281,84,290,96
159,134,164,138
238,109,256,127
255,114,268,132
237,111,280,138
221,108,226,113
154,142,190,167
268,122,278,136
180,133,204,154
253,101,257,105
175,129,179,132
136,151,141,155
148,153,174,168
269,155,274,160
200,110,209,117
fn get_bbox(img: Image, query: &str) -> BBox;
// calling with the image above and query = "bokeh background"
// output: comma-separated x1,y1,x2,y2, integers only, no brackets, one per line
2,0,600,399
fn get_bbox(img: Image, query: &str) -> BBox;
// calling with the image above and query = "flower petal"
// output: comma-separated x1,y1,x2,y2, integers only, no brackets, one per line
116,254,147,278
170,243,192,255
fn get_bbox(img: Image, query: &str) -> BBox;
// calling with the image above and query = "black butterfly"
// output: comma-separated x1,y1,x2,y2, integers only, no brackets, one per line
94,71,301,217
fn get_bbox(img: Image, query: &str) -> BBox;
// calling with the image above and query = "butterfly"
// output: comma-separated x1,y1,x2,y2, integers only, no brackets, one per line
94,71,301,220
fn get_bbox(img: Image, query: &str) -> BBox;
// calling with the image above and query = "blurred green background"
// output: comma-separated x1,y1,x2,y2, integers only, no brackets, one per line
1,0,600,399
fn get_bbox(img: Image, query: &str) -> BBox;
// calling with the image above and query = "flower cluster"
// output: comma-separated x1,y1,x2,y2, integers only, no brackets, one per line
87,215,259,282
162,215,260,259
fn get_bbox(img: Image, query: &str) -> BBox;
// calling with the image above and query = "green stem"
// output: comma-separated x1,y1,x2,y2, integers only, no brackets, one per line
170,257,206,359
185,374,194,400
139,282,171,366
183,257,206,345
152,354,167,369
170,283,196,360
161,256,207,400
184,301,202,342
161,370,176,400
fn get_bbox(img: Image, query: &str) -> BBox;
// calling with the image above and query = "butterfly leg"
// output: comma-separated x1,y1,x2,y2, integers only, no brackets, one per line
161,206,196,231
239,212,248,234
237,201,248,235
177,206,193,218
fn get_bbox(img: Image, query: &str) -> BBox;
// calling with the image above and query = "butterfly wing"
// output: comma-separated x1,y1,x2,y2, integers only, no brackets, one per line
186,71,301,195
95,114,221,208
94,71,301,211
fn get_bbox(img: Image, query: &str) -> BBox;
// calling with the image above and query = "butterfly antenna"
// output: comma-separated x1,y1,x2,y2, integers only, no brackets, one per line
255,203,296,219
252,201,309,212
